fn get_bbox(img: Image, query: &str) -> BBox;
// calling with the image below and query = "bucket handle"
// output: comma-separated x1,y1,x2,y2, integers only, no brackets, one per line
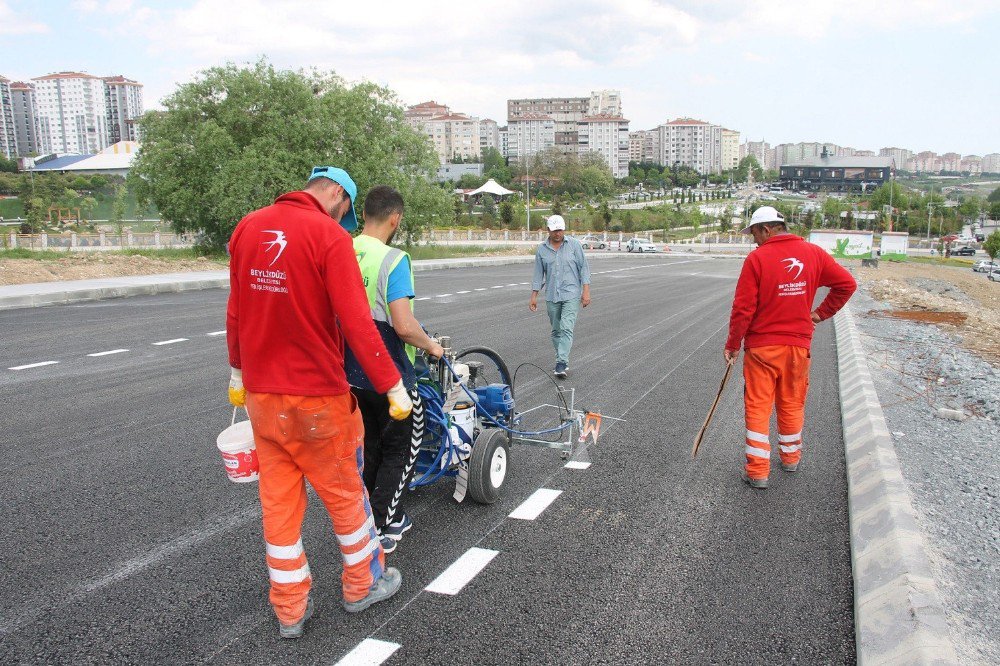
231,405,248,426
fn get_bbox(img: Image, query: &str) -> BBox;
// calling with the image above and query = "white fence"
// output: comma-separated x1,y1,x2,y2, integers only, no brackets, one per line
5,231,195,251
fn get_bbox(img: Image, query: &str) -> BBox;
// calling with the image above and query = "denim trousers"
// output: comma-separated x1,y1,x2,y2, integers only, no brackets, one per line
545,298,580,364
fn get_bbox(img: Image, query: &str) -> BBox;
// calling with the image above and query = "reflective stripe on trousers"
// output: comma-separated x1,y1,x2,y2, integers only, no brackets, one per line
247,391,385,626
742,345,810,480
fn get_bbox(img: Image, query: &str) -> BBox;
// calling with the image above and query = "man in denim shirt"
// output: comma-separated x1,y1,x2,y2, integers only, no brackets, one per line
529,215,592,378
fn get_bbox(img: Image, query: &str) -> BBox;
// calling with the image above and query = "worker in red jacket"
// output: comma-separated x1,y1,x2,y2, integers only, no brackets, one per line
226,167,413,638
725,206,857,489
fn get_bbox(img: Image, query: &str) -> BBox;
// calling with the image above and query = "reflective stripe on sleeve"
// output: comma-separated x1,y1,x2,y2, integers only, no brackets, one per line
342,538,378,566
268,563,311,584
780,444,802,454
266,538,304,560
745,444,770,459
745,430,769,444
778,432,802,443
336,516,375,547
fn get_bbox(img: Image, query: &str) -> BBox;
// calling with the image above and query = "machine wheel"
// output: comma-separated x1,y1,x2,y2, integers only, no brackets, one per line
468,429,510,504
456,346,514,398
637,246,644,253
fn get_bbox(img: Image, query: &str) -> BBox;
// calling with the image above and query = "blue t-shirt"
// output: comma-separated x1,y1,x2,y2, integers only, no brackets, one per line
386,256,415,304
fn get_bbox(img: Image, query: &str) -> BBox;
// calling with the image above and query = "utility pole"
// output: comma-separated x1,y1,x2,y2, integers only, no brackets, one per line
525,153,530,234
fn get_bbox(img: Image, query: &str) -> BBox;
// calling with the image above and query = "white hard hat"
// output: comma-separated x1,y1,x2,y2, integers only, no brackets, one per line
546,215,566,231
740,206,784,234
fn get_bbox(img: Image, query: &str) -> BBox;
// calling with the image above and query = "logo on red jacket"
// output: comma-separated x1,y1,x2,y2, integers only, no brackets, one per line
782,257,804,279
261,230,288,267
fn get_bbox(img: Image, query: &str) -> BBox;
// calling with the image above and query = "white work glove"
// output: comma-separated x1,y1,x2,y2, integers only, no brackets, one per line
228,367,246,407
387,379,413,420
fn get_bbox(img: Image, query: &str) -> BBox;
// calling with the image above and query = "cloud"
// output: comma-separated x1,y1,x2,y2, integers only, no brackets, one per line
0,1,49,34
742,51,771,64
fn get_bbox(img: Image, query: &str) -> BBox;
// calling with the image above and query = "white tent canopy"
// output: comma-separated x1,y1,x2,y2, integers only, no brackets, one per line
467,178,516,198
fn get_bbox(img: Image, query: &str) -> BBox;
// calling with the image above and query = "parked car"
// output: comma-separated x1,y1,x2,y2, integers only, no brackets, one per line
579,235,607,250
973,260,998,272
626,238,657,253
953,246,976,256
988,267,1000,282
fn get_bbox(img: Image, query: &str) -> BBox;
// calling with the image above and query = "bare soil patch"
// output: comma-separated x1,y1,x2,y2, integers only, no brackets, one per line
0,254,227,286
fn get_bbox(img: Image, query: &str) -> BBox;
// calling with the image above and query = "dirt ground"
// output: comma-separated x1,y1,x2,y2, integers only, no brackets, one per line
0,253,227,286
857,261,1000,365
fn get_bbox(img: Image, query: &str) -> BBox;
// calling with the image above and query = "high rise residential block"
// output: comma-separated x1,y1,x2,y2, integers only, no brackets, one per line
9,81,43,156
879,147,912,167
498,125,508,158
908,151,941,173
721,129,740,172
405,101,481,163
479,118,500,154
940,152,961,172
628,130,659,164
508,96,589,157
740,140,775,170
506,114,556,161
960,155,982,174
0,76,16,159
589,89,622,116
657,118,723,174
32,71,109,154
982,153,1000,174
578,115,629,178
103,75,143,143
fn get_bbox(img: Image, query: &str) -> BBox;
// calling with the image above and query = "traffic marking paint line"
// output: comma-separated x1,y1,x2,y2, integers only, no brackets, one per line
334,638,401,666
152,338,188,346
436,293,453,298
8,361,59,371
564,461,592,470
509,488,563,520
87,349,129,357
415,297,431,301
207,330,226,336
425,547,499,595
491,285,505,289
456,290,470,294
474,288,487,291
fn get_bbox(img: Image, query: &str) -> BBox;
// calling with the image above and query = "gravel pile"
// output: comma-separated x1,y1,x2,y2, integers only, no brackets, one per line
853,287,1000,665
905,276,974,304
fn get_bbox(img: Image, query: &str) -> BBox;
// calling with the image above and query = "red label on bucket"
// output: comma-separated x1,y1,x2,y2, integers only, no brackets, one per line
221,448,259,482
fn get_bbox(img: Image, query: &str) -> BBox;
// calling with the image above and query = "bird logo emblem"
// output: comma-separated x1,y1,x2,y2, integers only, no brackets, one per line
261,230,287,267
782,257,804,279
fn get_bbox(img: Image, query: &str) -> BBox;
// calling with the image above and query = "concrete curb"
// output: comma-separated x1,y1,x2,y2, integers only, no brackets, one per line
0,252,738,311
834,306,958,666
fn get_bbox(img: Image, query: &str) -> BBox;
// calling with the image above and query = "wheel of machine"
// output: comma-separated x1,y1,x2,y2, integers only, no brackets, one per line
467,429,510,504
637,246,643,253
455,346,514,398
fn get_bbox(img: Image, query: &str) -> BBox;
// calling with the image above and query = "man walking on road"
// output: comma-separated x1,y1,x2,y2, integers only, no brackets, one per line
226,167,413,638
529,214,591,379
345,185,443,555
725,206,857,489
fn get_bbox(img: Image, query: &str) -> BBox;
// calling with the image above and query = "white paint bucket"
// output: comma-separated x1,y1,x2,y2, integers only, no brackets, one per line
216,408,259,483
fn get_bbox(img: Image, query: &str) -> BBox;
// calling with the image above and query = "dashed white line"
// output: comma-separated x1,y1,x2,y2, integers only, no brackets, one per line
207,330,226,336
474,288,487,291
334,638,401,666
506,283,520,287
152,338,188,346
491,285,505,289
509,488,563,520
425,547,499,595
456,290,470,294
436,293,453,298
564,461,592,470
415,297,431,301
87,349,129,357
8,361,59,371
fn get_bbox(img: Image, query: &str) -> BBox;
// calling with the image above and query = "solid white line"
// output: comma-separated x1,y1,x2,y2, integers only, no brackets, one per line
415,297,431,301
152,338,188,346
334,639,401,666
207,330,226,336
456,290,470,294
509,488,563,521
564,461,591,470
425,547,499,595
8,361,59,371
87,349,129,357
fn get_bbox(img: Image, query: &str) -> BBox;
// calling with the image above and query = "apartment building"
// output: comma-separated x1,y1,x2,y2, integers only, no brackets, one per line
908,151,941,173
103,75,143,143
879,147,912,168
740,140,775,170
32,72,109,154
405,101,480,163
940,152,962,172
9,81,43,156
506,114,555,160
578,115,629,178
721,128,740,172
589,89,622,117
628,129,659,164
498,125,508,158
0,76,15,159
508,96,589,157
479,118,500,154
982,153,1000,174
960,155,982,174
657,118,723,174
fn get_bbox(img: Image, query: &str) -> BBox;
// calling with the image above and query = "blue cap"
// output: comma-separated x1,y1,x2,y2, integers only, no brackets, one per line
308,166,359,232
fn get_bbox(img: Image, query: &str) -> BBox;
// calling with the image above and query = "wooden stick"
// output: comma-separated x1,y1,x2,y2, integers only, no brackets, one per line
692,361,735,458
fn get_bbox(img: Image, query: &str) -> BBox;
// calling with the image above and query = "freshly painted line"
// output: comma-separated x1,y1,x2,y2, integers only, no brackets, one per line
456,290,470,294
152,338,188,346
415,297,431,301
506,283,520,286
8,360,59,371
207,330,226,336
425,547,499,595
87,349,129,357
518,282,529,285
491,285,505,289
436,293,453,298
564,461,592,470
509,488,563,520
474,288,487,291
334,638,401,666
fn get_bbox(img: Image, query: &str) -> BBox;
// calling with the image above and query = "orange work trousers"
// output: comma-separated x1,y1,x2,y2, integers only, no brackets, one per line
245,391,384,626
742,344,810,480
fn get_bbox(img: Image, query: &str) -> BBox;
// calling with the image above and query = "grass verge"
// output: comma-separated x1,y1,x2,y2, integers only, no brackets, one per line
404,244,532,260
0,247,227,261
908,256,977,268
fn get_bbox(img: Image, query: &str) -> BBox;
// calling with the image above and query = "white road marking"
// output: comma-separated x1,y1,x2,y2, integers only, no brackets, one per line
415,297,431,301
8,361,59,371
456,290,470,294
474,288,487,291
491,285,505,289
518,282,529,285
509,488,563,520
436,293,453,298
506,283,520,286
564,461,592,470
425,547,499,595
87,349,129,357
152,338,188,346
207,330,226,336
334,638,401,666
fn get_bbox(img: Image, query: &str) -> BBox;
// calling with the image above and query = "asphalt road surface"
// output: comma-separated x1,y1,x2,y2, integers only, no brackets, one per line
0,254,855,665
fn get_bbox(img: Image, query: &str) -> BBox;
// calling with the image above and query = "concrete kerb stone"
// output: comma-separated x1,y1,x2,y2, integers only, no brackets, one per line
0,252,737,311
834,306,958,666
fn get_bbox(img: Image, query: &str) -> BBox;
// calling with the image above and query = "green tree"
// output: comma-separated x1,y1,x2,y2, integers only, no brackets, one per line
987,187,1000,203
987,200,1000,220
480,194,497,217
735,155,762,183
983,231,1000,261
957,196,981,220
110,185,128,233
81,196,99,222
0,155,17,173
551,195,563,215
499,200,515,228
598,201,612,230
130,59,449,250
482,147,511,184
453,197,464,225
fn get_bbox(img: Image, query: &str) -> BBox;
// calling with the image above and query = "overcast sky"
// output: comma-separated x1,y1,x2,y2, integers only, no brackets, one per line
2,0,997,155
